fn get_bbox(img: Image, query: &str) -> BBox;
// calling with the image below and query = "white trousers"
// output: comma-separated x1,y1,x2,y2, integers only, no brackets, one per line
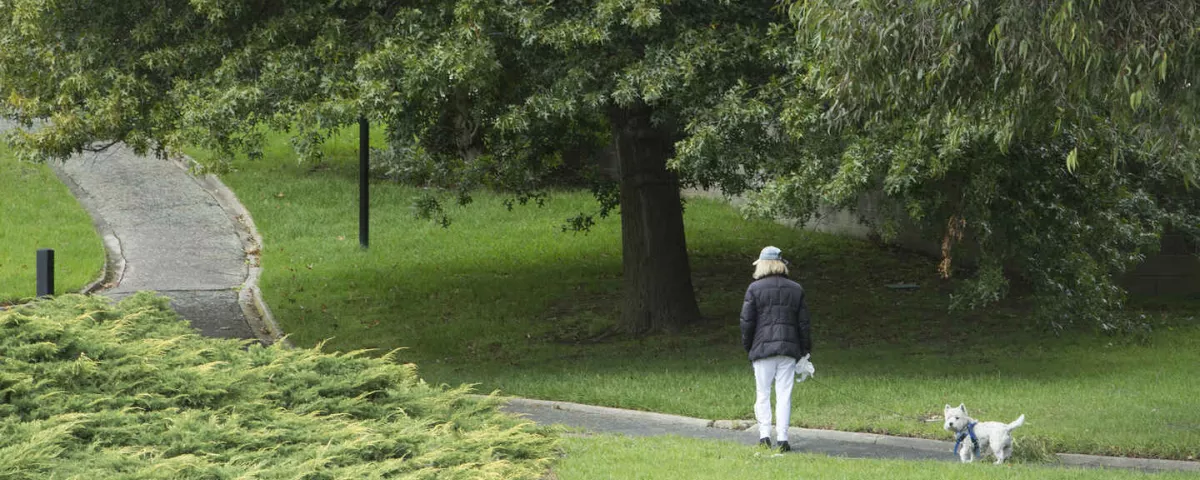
753,355,797,441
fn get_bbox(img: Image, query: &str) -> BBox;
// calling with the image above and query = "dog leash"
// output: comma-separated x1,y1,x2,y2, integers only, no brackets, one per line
954,422,980,456
803,377,923,422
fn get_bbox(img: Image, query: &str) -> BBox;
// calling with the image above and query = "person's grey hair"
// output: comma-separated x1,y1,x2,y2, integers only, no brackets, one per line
753,259,789,279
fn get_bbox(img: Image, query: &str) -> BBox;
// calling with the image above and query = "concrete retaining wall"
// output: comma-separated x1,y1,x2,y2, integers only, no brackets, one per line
1123,232,1200,296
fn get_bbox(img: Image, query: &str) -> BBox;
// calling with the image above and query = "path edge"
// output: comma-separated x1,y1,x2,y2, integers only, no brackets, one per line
171,156,292,348
49,163,126,295
489,396,1200,472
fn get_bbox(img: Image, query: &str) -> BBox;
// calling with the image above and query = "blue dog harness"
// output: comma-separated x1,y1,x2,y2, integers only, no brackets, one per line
953,422,980,457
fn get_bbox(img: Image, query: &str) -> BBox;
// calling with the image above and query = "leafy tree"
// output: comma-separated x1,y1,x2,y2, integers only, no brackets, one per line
0,0,792,332
8,0,1192,334
676,0,1200,329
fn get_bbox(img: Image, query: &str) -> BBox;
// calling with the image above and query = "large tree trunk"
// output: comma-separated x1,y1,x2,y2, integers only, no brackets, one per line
609,104,702,333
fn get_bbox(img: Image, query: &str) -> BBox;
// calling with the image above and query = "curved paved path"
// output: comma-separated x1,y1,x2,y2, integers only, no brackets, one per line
500,398,950,462
2,118,265,341
499,397,1200,472
54,144,258,339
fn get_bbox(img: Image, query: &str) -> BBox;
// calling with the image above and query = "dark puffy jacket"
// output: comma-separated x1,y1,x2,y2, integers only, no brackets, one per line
740,274,812,361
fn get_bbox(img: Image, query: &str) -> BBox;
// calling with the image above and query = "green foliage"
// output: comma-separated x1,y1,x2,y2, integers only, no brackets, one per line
0,293,555,478
3,0,1198,328
0,0,786,193
0,0,802,331
0,0,782,319
672,0,1200,327
794,0,1200,178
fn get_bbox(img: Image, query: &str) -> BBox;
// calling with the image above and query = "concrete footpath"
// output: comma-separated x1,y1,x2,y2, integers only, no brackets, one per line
54,145,257,339
498,398,1200,473
1,119,281,344
58,144,285,344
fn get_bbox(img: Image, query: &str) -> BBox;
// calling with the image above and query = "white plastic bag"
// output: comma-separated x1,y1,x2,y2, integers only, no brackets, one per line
795,354,814,383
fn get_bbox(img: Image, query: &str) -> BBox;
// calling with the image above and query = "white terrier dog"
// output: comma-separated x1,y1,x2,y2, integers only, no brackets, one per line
943,403,1025,464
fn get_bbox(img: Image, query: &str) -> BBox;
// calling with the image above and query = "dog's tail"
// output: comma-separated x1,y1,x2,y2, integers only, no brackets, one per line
1006,414,1026,431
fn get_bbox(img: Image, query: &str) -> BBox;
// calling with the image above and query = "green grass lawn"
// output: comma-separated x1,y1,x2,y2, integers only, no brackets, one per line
0,141,105,304
187,128,1200,461
554,434,1198,480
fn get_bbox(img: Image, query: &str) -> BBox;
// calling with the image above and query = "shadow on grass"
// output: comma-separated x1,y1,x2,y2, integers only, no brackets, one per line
274,234,1197,386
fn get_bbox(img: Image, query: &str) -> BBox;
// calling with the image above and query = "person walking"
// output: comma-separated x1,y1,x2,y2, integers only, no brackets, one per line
741,246,812,453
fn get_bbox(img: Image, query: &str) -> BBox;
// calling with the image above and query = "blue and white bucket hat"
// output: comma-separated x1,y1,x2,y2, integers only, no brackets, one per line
752,246,788,265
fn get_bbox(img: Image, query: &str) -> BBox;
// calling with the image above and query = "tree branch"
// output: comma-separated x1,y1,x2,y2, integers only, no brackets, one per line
82,140,121,153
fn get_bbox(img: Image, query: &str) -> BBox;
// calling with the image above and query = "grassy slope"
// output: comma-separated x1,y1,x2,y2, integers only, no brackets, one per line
555,435,1199,480
189,128,1200,460
0,142,105,303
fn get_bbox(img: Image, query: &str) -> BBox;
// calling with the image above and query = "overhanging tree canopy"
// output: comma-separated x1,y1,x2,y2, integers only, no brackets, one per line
3,0,1196,332
0,0,792,332
679,0,1200,328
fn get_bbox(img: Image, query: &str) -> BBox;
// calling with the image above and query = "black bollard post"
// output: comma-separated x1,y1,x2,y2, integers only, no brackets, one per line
36,249,55,297
359,117,370,249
